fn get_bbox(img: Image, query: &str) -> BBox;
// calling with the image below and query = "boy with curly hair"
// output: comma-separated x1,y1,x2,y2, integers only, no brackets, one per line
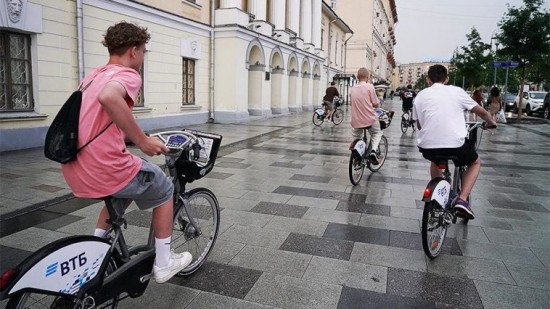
61,22,192,283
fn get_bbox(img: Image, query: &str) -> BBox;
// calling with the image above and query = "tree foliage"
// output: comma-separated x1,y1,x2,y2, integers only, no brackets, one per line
497,0,550,118
448,28,491,89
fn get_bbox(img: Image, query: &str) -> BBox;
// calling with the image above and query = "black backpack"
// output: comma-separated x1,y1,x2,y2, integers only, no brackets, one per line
44,80,111,164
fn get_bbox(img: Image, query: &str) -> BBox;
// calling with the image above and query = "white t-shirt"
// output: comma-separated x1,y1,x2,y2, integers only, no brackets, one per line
412,83,478,148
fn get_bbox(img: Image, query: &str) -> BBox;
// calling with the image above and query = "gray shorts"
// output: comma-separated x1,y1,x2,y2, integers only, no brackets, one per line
112,160,174,210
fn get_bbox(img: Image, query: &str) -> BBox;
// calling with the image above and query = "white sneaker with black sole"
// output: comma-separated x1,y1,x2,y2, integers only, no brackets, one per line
153,251,192,283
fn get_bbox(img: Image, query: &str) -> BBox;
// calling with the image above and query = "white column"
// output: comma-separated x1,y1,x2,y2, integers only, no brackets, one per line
248,0,267,21
311,0,322,48
300,0,312,43
220,0,241,9
286,0,300,35
270,0,286,30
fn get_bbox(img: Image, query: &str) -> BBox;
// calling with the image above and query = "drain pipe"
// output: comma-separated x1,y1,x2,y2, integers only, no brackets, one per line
208,0,216,123
76,0,85,81
343,32,354,76
326,19,337,82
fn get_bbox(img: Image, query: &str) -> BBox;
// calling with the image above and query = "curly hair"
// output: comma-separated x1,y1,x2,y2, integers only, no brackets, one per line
102,21,150,56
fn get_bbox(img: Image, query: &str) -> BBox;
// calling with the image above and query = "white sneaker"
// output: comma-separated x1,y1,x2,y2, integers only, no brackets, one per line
153,251,192,283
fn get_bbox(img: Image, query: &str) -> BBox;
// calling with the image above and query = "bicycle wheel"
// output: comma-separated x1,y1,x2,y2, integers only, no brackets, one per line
348,151,365,185
312,111,324,126
6,256,121,309
367,135,388,172
332,109,344,125
172,188,220,275
400,116,408,133
421,201,448,259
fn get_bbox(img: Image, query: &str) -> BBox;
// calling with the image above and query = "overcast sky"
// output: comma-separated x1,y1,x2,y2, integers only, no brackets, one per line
393,0,550,64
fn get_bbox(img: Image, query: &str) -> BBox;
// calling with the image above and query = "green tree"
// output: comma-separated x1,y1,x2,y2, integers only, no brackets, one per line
449,28,491,89
497,0,550,119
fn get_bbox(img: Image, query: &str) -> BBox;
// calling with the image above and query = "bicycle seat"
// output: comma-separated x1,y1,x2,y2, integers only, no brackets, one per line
98,196,127,220
428,155,459,165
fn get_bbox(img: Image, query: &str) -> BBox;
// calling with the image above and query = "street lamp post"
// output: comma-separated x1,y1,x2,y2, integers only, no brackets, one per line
491,35,500,86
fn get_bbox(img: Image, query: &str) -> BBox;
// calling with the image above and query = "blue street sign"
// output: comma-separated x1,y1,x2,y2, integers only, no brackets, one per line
492,61,519,68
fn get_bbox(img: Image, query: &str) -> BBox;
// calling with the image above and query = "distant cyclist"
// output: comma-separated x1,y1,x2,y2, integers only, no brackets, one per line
350,68,383,165
401,84,416,113
323,81,340,121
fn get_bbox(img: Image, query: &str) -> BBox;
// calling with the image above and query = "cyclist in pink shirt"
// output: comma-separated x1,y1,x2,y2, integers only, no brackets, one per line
61,22,191,283
350,67,384,164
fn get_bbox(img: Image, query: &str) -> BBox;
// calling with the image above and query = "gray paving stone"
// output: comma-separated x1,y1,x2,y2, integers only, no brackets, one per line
117,282,197,309
240,191,293,204
302,256,387,293
504,262,550,290
387,268,483,308
217,196,259,211
245,272,342,309
280,232,354,261
483,228,550,249
186,291,277,309
207,239,246,265
323,222,389,246
337,286,436,309
229,245,311,278
263,216,328,237
286,196,339,210
218,209,274,228
219,224,289,249
0,227,71,251
170,262,263,299
250,201,308,218
458,239,544,266
302,207,361,225
358,213,420,234
350,243,427,272
530,247,550,268
474,280,550,309
426,254,516,284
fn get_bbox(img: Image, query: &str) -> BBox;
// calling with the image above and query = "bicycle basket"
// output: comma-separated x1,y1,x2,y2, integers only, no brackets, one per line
175,130,222,183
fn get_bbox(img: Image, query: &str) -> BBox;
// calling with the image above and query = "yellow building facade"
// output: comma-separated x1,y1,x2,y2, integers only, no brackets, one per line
0,0,351,151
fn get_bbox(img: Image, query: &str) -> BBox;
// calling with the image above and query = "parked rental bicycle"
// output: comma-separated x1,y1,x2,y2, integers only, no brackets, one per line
0,130,222,308
313,97,344,126
421,122,492,259
400,109,416,133
348,108,393,185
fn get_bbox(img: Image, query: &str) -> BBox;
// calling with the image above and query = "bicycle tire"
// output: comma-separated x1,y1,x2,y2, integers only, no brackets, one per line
400,117,408,133
6,256,121,309
332,109,344,125
312,111,324,126
367,135,388,172
348,152,365,185
421,201,448,259
172,188,220,275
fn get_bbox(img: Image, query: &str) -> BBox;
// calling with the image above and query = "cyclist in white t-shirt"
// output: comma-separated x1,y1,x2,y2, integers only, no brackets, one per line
412,64,496,219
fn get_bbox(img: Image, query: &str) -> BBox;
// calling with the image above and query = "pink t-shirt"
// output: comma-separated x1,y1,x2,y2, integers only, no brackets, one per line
350,81,379,128
62,64,143,198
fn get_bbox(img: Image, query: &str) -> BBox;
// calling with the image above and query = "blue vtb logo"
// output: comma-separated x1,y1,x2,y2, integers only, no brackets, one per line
45,252,87,277
437,187,447,197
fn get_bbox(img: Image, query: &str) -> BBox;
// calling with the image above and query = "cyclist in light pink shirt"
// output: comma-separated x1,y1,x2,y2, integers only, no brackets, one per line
61,22,191,283
350,67,384,164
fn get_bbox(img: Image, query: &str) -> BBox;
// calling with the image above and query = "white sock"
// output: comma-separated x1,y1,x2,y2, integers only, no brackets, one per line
154,236,171,268
94,228,107,238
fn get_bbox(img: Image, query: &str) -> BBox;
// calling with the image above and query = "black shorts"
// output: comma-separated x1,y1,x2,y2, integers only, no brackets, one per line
418,142,478,166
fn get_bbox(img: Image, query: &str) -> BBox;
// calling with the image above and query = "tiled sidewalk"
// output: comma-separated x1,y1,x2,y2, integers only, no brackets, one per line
1,98,549,308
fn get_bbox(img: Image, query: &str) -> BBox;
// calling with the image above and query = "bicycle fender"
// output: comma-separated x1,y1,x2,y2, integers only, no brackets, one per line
349,139,366,157
2,235,111,298
422,177,451,208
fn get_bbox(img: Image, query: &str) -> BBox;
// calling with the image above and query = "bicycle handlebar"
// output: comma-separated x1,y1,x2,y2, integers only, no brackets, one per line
150,130,200,156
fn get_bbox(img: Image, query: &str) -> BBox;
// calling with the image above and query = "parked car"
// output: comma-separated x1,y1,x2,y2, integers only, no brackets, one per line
502,92,517,112
514,91,546,115
543,92,550,119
